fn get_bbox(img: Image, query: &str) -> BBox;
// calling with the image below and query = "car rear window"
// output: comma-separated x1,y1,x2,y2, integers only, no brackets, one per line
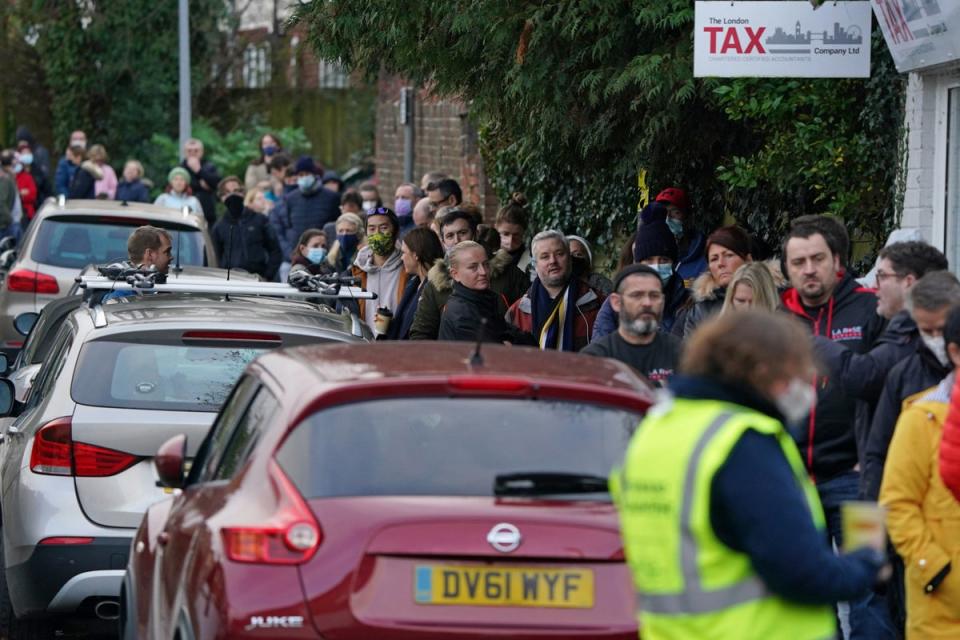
275,398,641,500
31,216,204,269
72,340,266,412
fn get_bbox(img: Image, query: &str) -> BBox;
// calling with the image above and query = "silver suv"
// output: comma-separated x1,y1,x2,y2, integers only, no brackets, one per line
0,292,367,638
0,199,217,355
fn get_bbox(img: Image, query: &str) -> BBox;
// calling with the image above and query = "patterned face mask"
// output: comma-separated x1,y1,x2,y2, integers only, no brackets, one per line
367,232,396,257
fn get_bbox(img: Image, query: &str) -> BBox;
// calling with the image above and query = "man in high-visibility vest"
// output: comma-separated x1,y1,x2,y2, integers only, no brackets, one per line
613,310,885,639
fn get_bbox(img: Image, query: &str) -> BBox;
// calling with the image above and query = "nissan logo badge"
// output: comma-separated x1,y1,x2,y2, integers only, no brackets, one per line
486,522,522,553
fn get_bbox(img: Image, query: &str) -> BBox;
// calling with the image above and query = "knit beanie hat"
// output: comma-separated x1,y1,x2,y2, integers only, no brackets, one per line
633,202,678,263
705,225,752,260
168,166,190,183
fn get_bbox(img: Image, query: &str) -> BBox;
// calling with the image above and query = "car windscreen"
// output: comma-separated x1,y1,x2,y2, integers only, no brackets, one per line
275,398,641,500
72,340,266,412
31,216,204,269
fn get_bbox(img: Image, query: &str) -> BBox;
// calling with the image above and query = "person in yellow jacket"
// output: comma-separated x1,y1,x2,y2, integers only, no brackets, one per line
613,310,885,640
881,304,960,639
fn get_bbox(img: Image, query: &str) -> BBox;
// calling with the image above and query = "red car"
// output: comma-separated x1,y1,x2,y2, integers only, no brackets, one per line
121,343,653,639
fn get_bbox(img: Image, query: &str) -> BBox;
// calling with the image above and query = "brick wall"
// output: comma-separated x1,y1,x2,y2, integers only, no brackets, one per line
375,74,500,219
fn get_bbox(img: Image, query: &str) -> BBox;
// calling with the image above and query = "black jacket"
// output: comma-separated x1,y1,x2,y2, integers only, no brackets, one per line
211,208,282,280
781,273,886,481
116,180,150,203
385,276,422,341
812,309,919,467
439,282,531,344
181,160,221,227
860,344,950,499
67,161,99,199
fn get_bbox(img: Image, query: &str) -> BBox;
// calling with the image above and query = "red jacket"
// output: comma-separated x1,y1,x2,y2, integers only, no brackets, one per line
939,373,960,501
506,278,604,352
15,171,37,220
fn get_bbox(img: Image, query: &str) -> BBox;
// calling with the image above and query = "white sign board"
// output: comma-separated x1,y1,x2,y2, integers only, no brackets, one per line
873,0,959,72
694,1,872,77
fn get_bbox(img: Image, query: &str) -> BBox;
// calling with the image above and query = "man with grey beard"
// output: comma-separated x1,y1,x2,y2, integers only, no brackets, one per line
582,264,681,387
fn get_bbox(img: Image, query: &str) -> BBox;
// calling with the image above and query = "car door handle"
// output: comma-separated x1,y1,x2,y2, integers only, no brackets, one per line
158,531,170,546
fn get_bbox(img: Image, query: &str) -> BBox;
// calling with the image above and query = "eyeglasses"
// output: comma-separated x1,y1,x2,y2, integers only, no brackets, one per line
875,270,905,283
367,206,394,215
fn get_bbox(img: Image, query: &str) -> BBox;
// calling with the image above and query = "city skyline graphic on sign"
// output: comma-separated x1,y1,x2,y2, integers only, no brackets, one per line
765,20,863,53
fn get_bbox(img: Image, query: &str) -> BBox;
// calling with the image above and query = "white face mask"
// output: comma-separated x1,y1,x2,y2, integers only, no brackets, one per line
922,333,949,367
774,378,816,425
362,200,377,212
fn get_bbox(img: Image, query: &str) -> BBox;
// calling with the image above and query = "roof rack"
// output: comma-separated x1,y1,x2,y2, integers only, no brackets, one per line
75,265,376,301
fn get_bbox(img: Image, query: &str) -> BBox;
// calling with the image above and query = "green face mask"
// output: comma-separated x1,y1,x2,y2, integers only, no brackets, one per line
367,232,396,257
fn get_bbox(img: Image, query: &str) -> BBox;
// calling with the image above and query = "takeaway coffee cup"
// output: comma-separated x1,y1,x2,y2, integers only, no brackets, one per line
374,307,393,335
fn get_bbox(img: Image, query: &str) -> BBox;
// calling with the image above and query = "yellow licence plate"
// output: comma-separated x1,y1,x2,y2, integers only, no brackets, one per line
414,565,594,608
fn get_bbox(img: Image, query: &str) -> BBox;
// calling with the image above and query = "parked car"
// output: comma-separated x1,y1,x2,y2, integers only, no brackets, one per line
0,291,368,639
0,199,217,356
123,343,654,639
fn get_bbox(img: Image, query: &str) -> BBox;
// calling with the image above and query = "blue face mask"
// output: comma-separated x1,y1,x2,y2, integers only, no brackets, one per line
337,233,359,257
654,263,673,284
262,145,278,157
666,217,683,238
297,175,316,191
19,153,33,166
306,247,327,265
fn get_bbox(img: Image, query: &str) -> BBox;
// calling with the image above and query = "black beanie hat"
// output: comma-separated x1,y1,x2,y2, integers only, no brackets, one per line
634,202,679,263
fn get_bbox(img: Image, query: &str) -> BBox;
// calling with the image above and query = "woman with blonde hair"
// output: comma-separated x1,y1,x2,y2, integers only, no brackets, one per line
327,211,366,273
721,262,781,314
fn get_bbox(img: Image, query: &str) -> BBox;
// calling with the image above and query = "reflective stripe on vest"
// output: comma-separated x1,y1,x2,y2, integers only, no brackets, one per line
635,411,771,614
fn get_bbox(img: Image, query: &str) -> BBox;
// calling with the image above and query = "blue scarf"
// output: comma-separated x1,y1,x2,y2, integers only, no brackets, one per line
530,278,577,351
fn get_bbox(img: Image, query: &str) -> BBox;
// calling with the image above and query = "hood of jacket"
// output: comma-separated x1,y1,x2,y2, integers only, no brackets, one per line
426,257,453,293
691,259,786,304
81,160,103,180
877,309,918,346
488,249,514,281
781,270,868,318
354,245,403,274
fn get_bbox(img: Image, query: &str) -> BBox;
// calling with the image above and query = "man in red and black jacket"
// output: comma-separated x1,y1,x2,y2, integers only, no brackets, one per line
781,217,891,638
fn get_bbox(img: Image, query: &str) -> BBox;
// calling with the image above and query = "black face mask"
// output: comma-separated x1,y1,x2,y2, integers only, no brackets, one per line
224,194,245,218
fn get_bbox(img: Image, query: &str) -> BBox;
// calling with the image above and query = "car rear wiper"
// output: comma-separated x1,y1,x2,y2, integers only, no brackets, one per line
493,472,608,497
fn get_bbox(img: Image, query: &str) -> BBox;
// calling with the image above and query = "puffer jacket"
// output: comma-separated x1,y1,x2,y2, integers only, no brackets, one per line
862,345,951,500
782,272,887,482
409,250,527,341
941,374,960,502
439,282,530,344
881,375,960,639
278,184,341,259
211,208,282,280
675,270,725,338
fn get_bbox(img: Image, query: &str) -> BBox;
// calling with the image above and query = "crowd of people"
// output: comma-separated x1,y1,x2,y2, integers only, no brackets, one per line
13,125,960,638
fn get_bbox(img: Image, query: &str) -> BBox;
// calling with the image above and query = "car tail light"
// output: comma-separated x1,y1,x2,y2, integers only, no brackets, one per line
29,417,141,477
39,537,93,545
182,331,282,343
222,460,321,565
74,442,140,477
448,375,532,393
6,270,60,294
29,418,73,475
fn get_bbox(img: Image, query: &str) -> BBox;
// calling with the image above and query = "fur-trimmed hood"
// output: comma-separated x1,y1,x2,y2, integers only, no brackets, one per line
81,160,104,180
690,259,785,303
426,249,516,293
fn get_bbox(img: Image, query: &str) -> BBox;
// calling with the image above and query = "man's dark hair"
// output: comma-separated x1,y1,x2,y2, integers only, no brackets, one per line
0,150,14,167
438,208,478,234
879,241,948,278
786,215,849,266
435,178,462,205
613,264,663,293
944,303,960,351
909,270,960,312
341,191,363,209
128,226,171,263
268,153,291,172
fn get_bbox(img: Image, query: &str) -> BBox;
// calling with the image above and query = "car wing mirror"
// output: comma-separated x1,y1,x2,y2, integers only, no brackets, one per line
0,237,15,253
0,250,16,270
0,353,8,377
13,312,38,338
155,434,188,489
0,380,15,417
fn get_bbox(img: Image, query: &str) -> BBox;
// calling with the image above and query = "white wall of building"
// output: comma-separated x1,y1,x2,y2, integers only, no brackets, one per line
901,62,960,266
